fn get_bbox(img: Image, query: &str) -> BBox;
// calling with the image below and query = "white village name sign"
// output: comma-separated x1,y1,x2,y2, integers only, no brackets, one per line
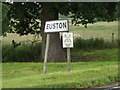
44,20,68,33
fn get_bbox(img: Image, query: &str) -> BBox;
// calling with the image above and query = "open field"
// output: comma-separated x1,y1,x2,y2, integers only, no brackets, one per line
69,21,118,40
2,21,118,44
2,33,41,44
2,49,119,88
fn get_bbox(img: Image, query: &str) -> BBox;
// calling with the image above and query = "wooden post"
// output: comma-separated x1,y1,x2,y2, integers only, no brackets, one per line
43,34,50,74
112,33,115,43
67,48,71,72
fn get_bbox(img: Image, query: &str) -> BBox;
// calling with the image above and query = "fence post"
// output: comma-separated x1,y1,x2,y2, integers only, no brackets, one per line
111,33,115,43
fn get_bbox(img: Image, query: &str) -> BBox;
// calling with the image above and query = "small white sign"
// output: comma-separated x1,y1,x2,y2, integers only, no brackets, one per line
44,20,68,33
62,32,73,48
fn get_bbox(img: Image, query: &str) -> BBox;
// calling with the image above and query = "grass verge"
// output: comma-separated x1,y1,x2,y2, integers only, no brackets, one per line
2,49,119,88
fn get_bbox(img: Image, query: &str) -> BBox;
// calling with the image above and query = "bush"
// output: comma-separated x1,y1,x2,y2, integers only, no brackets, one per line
2,43,41,62
74,37,118,50
2,37,119,62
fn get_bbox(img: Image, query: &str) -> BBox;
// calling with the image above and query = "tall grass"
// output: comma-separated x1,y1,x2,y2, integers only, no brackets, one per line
2,43,41,62
74,37,119,50
2,37,119,62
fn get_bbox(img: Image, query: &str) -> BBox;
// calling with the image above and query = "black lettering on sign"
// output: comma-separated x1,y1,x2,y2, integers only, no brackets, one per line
63,22,67,28
46,21,67,30
49,24,52,29
56,23,59,29
59,23,62,29
46,24,49,29
52,23,55,29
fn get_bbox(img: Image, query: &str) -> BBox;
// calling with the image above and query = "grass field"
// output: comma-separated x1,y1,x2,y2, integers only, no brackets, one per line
2,49,119,88
2,21,118,44
69,21,118,40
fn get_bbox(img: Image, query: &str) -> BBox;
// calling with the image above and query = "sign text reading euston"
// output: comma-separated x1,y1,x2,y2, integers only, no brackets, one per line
44,20,68,33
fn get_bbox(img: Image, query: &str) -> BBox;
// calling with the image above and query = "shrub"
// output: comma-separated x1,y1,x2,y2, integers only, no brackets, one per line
2,43,41,62
74,37,118,50
2,37,119,62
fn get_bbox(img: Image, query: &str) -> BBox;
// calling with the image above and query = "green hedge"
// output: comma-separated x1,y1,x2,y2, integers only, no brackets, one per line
2,38,119,62
2,43,41,62
74,37,119,50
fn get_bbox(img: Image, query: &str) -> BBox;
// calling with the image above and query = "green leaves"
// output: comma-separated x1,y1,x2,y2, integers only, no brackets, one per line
3,2,118,35
70,2,117,27
7,2,41,35
2,3,11,36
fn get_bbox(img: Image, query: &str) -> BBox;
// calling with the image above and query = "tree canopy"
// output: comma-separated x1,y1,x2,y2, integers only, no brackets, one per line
2,2,118,36
2,3,11,36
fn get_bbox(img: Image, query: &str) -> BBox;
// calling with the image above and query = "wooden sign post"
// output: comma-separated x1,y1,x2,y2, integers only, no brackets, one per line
43,20,68,74
67,48,71,72
43,34,50,74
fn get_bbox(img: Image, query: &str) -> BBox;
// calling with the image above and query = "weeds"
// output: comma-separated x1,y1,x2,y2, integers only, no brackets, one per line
74,37,119,50
2,43,41,62
2,37,119,62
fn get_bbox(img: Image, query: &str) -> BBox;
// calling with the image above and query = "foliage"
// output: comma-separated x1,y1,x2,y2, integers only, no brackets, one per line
74,37,119,50
2,37,119,62
3,2,118,35
2,43,41,62
2,3,11,36
2,49,118,88
114,2,120,18
6,2,41,35
70,2,117,27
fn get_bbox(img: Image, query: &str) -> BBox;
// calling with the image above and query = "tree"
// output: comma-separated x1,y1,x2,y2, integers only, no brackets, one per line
3,2,118,62
2,3,11,36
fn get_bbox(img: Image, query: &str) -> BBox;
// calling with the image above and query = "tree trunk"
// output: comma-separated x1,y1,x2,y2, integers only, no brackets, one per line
41,3,65,62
